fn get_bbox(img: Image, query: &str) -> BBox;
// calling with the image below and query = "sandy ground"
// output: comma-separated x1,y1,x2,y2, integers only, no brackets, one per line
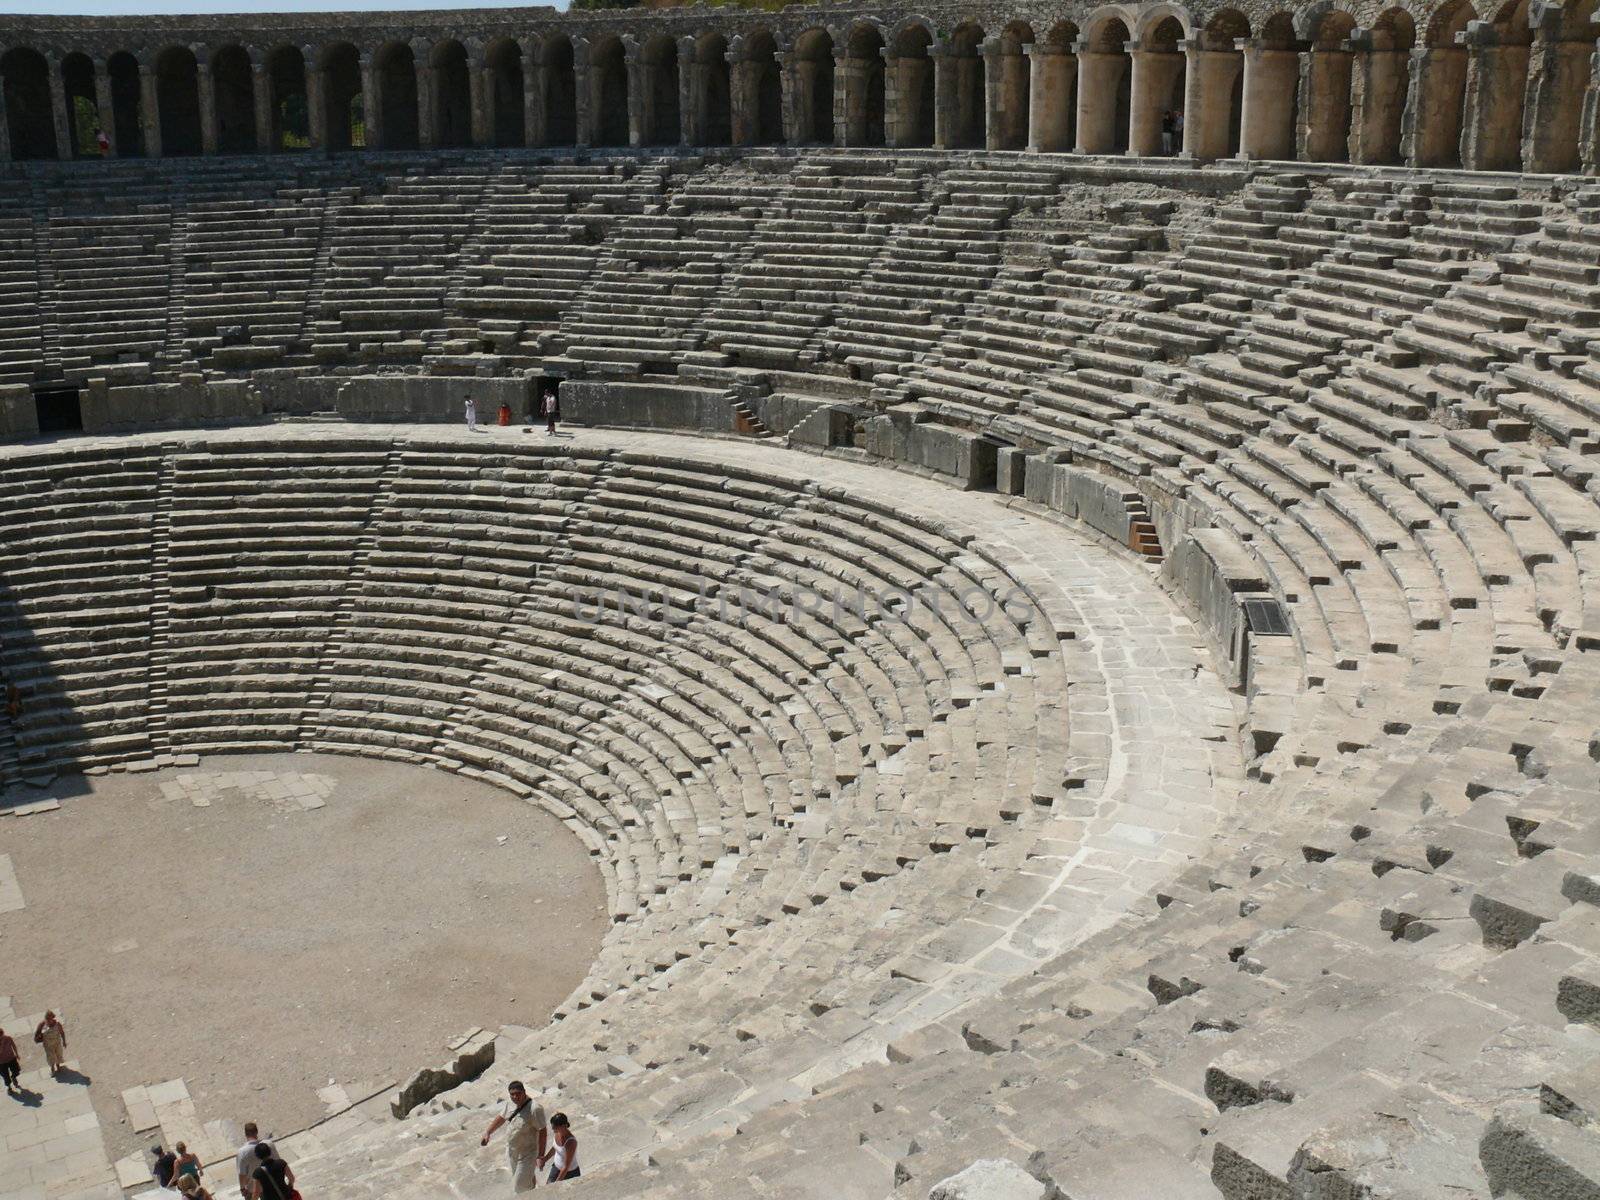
0,752,608,1167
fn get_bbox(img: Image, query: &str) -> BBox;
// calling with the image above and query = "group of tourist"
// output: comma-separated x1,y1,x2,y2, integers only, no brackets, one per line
0,1010,69,1093
1161,109,1186,155
481,1080,580,1189
148,1121,295,1200
465,389,562,436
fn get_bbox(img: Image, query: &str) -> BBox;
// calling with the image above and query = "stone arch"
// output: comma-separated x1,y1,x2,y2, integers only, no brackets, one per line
638,33,680,145
889,23,935,147
211,44,256,154
992,20,1033,150
738,29,783,145
265,45,309,150
319,41,363,150
429,40,471,149
485,37,525,148
107,50,144,156
374,40,419,150
1134,4,1195,43
541,36,577,145
948,21,986,148
155,45,203,157
792,28,834,144
1130,14,1186,156
1,47,57,160
1348,7,1414,163
590,35,629,147
844,22,886,146
1195,7,1249,158
61,51,97,158
691,32,731,146
1078,15,1132,153
1300,9,1357,160
1408,0,1476,165
1521,0,1599,170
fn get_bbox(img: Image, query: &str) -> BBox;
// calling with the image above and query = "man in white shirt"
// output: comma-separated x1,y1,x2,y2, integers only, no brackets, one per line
236,1123,275,1197
481,1080,547,1193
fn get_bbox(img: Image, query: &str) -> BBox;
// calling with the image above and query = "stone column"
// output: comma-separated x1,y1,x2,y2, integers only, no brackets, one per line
360,53,381,150
779,50,806,143
573,45,593,147
1344,30,1407,164
1074,41,1127,153
982,40,1004,149
729,49,757,145
525,45,545,147
1519,14,1591,173
1025,43,1074,152
304,46,325,151
469,53,491,147
94,59,118,156
1297,44,1354,160
1582,41,1600,173
834,49,856,146
932,44,957,148
679,36,698,146
1400,44,1466,165
197,54,219,155
1180,42,1241,159
1127,39,1183,157
0,86,10,162
47,54,74,159
140,62,162,157
624,42,645,147
1458,22,1530,171
1236,38,1300,159
253,58,274,152
417,60,437,149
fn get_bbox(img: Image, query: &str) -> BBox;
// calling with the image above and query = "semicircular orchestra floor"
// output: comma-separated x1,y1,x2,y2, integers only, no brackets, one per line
0,425,1243,1195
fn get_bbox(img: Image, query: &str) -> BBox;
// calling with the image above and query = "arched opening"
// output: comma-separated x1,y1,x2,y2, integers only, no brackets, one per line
1350,8,1414,163
1131,15,1186,156
694,33,731,146
590,36,629,147
1522,0,1599,170
1190,9,1247,158
1461,0,1531,169
431,40,471,148
319,42,363,150
1410,0,1475,165
375,41,419,150
994,21,1033,150
155,45,203,157
62,52,98,158
949,23,986,148
845,23,886,146
485,39,524,148
1300,11,1357,160
541,37,576,145
266,46,309,150
212,45,256,154
1078,18,1132,154
737,30,783,145
890,24,935,147
1,47,58,160
639,34,680,145
108,51,144,156
792,29,834,144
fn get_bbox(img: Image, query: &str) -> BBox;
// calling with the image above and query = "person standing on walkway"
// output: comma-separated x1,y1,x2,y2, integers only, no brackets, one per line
34,1011,66,1076
249,1141,296,1200
151,1145,178,1190
0,1027,20,1092
481,1079,547,1193
465,394,478,431
1161,110,1176,156
171,1141,204,1189
237,1123,275,1198
540,1113,579,1183
542,390,559,437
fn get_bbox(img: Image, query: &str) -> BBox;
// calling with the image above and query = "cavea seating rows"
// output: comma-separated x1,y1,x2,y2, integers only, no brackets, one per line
2,3,1600,1199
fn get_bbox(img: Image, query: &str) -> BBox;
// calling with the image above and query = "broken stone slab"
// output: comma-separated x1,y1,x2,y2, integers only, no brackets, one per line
391,1027,496,1118
928,1158,1051,1200
1480,1106,1600,1200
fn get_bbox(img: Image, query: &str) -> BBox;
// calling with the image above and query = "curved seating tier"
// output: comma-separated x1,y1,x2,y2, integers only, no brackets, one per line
4,148,1600,1198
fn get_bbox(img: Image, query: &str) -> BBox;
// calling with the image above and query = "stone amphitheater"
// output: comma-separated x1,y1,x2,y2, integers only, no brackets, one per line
2,2,1600,1199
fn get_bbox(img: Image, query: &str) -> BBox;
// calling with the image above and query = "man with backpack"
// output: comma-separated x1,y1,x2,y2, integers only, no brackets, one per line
481,1079,547,1193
